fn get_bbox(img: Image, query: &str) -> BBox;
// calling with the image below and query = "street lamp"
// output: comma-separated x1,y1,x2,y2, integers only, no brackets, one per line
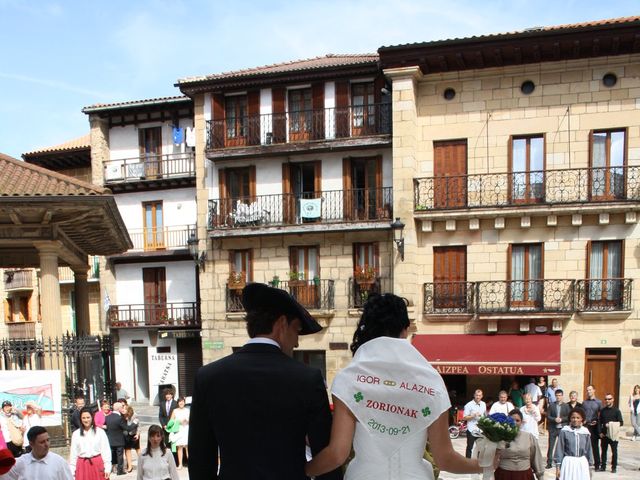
390,217,405,261
187,230,206,270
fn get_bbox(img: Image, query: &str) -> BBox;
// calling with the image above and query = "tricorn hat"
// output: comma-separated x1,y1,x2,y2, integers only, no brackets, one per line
242,283,322,335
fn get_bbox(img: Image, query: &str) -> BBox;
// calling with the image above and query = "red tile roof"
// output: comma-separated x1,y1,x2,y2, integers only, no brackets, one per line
22,134,90,157
83,95,190,113
380,15,640,50
0,152,108,196
177,53,378,85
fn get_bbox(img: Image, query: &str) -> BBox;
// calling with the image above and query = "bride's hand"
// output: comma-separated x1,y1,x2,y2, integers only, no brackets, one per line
492,450,501,470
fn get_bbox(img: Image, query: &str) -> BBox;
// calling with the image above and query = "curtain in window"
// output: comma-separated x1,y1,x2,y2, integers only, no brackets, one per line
606,242,621,301
589,242,604,300
512,139,527,200
530,137,544,198
529,244,542,302
610,131,625,197
591,133,607,197
511,246,525,301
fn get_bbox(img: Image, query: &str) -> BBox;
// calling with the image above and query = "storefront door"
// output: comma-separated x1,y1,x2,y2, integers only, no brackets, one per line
584,348,620,406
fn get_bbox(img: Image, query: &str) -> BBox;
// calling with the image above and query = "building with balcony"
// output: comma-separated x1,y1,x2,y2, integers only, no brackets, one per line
178,54,395,380
73,96,202,403
380,16,640,407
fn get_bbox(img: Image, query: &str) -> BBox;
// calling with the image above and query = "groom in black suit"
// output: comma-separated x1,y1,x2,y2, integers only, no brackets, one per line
188,283,342,480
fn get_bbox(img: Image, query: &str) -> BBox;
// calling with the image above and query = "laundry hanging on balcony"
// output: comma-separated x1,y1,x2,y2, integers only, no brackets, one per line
172,127,184,145
300,198,322,218
185,127,196,147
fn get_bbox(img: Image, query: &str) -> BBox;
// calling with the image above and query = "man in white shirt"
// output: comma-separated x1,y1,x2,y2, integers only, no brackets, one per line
2,426,72,480
524,377,543,404
489,390,515,415
463,389,486,458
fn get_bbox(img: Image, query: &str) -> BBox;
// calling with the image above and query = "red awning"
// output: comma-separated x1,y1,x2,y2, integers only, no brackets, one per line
411,334,561,376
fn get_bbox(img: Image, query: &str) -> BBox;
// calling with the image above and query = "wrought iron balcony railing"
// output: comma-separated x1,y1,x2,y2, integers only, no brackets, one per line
103,152,195,183
414,166,640,211
206,103,391,150
576,278,632,312
423,281,476,314
423,280,575,314
4,270,33,290
347,277,392,308
225,279,335,312
208,188,392,229
107,302,199,328
127,225,196,251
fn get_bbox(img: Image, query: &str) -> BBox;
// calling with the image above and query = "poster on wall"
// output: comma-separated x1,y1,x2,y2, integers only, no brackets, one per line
0,370,62,426
149,351,179,399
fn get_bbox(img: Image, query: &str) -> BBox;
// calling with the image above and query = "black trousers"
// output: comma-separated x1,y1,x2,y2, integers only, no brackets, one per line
465,431,478,458
546,427,560,465
6,441,22,458
110,446,124,474
600,437,618,469
586,424,600,468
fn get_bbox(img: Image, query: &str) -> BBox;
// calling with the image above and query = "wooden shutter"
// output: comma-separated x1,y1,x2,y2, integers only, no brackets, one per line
434,246,467,309
343,158,353,220
212,94,225,148
3,299,10,323
282,163,294,224
335,81,349,138
312,82,325,140
249,165,257,199
313,161,322,197
272,87,286,143
433,140,467,208
247,90,261,145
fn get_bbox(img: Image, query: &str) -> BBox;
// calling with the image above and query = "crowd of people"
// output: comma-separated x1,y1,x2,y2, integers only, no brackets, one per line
0,282,639,479
460,378,631,478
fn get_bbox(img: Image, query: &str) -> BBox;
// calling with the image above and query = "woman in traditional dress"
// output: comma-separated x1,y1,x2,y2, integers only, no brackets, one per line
137,424,179,480
168,397,190,469
69,407,111,480
494,409,544,480
628,384,640,440
305,293,490,480
553,407,593,480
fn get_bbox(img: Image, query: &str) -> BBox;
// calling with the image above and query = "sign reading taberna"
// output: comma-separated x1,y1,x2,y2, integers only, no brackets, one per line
0,370,62,426
158,330,201,339
149,353,179,388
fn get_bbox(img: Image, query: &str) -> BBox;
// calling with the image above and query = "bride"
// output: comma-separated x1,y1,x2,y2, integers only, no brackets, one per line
306,293,487,479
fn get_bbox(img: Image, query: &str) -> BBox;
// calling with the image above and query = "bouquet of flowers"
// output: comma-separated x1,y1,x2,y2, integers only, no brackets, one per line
475,413,519,479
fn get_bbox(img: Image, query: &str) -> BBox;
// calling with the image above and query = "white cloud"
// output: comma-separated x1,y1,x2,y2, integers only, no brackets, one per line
0,72,114,99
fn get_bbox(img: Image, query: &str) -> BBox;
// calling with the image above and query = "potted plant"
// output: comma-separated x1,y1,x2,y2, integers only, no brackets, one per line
288,271,306,287
354,264,377,289
313,275,321,287
228,271,246,290
270,275,280,287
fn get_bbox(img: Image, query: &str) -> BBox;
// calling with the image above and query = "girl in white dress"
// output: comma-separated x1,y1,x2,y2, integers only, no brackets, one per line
137,424,179,480
305,294,488,480
168,397,190,469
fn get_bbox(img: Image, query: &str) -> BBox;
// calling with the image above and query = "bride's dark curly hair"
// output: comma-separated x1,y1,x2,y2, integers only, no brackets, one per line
350,293,410,355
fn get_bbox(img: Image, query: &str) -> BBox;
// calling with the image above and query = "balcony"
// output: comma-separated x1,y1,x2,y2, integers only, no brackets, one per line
59,256,100,283
127,225,195,251
347,277,391,308
423,280,576,316
107,302,199,329
208,188,392,235
103,152,196,192
206,103,391,159
576,278,632,312
414,166,640,220
225,279,335,313
4,270,33,291
6,322,37,339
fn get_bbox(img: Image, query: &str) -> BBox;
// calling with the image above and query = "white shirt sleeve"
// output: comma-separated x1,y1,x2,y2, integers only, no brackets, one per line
98,428,111,472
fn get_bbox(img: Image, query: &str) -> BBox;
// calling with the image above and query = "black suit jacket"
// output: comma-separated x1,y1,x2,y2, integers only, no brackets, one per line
105,412,129,447
159,399,178,427
188,343,342,480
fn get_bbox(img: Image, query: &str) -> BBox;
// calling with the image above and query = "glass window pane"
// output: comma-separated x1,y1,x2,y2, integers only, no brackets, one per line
512,139,527,172
530,137,544,171
592,133,607,168
610,131,625,167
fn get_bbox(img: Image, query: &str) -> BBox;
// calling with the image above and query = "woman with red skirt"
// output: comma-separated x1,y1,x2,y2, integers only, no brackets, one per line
69,407,111,479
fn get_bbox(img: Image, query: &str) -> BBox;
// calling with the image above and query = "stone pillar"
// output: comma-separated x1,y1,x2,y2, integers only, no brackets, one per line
89,114,109,186
74,270,90,334
38,246,62,338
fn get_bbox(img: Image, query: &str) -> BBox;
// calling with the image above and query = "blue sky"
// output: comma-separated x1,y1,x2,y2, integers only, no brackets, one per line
0,0,638,159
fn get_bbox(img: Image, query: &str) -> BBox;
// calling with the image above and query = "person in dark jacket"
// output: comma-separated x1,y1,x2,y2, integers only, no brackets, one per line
188,283,341,480
105,401,131,475
69,395,85,433
545,389,571,469
158,388,177,447
598,393,623,473
583,384,603,469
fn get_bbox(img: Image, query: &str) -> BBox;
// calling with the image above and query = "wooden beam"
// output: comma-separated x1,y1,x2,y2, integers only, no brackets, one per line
493,48,503,66
592,38,600,56
437,55,448,71
553,42,561,59
611,36,620,54
474,51,484,68
41,210,53,225
514,47,522,63
572,40,581,58
455,53,466,69
633,34,640,51
9,212,21,225
532,44,541,62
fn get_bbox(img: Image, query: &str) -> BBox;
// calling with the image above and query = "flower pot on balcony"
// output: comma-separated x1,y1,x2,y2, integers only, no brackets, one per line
289,280,307,288
229,272,247,291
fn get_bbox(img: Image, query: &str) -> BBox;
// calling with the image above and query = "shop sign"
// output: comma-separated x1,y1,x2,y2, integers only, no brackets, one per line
434,364,560,375
149,352,179,387
158,330,201,339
